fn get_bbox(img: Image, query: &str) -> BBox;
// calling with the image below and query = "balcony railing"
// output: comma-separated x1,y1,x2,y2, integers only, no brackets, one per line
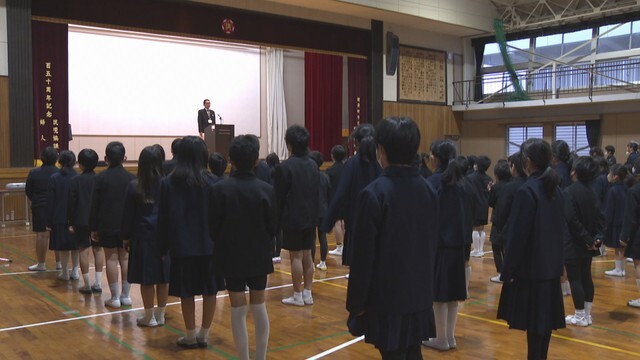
453,59,640,106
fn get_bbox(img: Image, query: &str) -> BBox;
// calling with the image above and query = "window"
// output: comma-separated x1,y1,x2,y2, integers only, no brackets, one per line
597,22,631,53
507,125,543,156
555,123,589,155
482,42,504,68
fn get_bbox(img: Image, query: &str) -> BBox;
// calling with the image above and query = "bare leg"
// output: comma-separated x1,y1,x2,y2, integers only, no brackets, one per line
104,248,120,299
333,220,344,246
156,283,169,307
141,285,155,309
79,246,90,274
92,246,105,272
290,250,303,293
181,296,196,331
302,249,314,291
36,231,49,263
201,295,217,330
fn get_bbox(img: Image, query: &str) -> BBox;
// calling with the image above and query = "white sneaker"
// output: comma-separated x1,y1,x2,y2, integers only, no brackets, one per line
627,258,634,263
105,298,121,308
120,296,132,306
316,262,327,271
628,298,640,308
328,248,343,256
490,275,502,283
588,315,593,325
137,315,158,327
272,257,281,264
28,264,46,271
303,295,314,305
57,272,70,281
470,250,483,257
565,314,589,327
55,262,62,270
422,339,450,351
69,270,80,280
282,296,304,306
604,269,625,277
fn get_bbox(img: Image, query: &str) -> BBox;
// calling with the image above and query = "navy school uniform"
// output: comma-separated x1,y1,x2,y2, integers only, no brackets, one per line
321,154,382,265
460,176,476,251
466,170,492,226
25,165,59,232
427,169,467,302
68,170,96,248
563,181,603,260
121,180,170,285
89,165,136,248
254,160,272,185
157,173,225,297
47,169,78,251
603,182,627,249
209,170,275,280
497,171,566,334
490,176,526,247
347,166,438,351
621,182,640,260
591,172,609,212
552,162,572,190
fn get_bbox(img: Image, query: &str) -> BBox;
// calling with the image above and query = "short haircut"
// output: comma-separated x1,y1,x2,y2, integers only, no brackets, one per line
493,159,512,182
508,152,526,178
40,147,58,166
266,152,280,168
105,141,126,166
203,99,210,105
58,150,76,169
475,155,492,172
629,141,638,152
605,145,615,155
589,147,604,158
375,116,420,165
171,137,182,155
594,156,609,172
551,140,571,163
331,145,347,162
572,156,599,183
78,148,99,171
208,152,228,177
285,125,310,156
308,150,324,168
609,163,628,181
229,135,260,171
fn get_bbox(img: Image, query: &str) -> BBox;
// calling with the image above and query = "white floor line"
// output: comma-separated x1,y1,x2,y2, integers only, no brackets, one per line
0,269,59,276
305,335,364,360
0,274,347,333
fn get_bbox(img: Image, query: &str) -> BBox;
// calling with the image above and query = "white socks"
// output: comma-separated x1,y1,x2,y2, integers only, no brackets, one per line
561,280,571,295
155,306,166,325
465,266,471,299
615,260,624,272
186,329,197,342
433,302,448,345
82,273,91,287
472,231,480,254
479,231,486,254
197,326,210,341
446,302,458,344
585,302,593,323
251,303,270,360
94,271,103,287
231,305,250,360
122,280,131,298
109,282,120,300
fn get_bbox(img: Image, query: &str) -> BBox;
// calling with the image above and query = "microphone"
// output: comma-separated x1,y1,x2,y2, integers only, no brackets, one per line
218,113,223,124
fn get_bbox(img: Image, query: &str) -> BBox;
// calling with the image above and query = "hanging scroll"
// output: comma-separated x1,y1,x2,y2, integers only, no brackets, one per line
397,45,447,105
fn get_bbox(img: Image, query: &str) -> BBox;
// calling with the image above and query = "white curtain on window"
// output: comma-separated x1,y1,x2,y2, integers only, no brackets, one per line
266,48,288,159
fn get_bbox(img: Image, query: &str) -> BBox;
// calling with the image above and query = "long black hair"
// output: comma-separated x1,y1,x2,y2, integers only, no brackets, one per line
170,135,208,187
136,146,163,203
521,138,559,199
352,123,376,163
430,139,462,186
58,150,76,175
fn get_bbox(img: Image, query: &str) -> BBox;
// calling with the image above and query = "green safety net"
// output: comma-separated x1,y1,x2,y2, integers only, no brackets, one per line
494,19,529,101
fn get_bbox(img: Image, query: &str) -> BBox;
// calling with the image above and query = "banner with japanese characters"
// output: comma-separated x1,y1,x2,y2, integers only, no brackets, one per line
32,20,69,157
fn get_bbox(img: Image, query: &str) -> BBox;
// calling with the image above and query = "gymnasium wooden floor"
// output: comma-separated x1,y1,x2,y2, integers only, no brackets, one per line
0,226,639,359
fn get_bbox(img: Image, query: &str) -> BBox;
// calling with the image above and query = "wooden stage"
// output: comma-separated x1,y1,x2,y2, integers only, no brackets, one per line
0,225,639,359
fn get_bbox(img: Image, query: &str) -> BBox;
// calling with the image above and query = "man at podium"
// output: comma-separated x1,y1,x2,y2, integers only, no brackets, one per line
197,99,216,139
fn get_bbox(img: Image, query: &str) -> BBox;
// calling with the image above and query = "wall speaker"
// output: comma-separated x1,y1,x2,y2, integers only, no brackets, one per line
386,32,399,76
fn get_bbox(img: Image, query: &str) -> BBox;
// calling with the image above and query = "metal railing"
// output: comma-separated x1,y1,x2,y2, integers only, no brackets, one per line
453,59,640,106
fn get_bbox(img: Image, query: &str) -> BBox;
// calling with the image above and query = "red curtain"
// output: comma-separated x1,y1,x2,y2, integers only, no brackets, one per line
348,57,369,155
32,20,69,156
305,52,343,158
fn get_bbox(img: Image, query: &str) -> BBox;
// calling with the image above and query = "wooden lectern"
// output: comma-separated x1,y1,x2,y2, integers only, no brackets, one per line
204,124,234,158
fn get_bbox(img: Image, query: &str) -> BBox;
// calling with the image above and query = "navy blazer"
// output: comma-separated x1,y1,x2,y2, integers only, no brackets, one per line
273,154,319,231
121,180,160,244
347,166,438,316
626,151,639,167
501,172,566,282
620,182,640,244
25,165,58,209
427,170,467,248
604,182,627,247
552,162,572,190
591,172,609,211
254,160,272,185
46,169,77,227
321,154,382,233
563,181,603,259
490,176,525,246
467,171,492,226
157,174,216,257
89,165,136,235
210,170,276,278
68,171,96,227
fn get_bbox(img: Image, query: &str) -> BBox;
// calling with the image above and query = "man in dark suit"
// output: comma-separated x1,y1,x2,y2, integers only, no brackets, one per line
198,99,216,139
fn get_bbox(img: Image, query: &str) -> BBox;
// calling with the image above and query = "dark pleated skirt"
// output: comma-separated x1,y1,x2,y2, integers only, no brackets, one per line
604,226,623,248
347,309,436,351
169,256,225,298
433,246,467,302
497,277,566,334
625,237,640,259
128,237,170,285
49,225,77,251
342,229,352,266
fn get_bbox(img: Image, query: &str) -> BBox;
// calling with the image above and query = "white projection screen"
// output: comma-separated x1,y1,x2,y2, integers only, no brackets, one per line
68,26,261,137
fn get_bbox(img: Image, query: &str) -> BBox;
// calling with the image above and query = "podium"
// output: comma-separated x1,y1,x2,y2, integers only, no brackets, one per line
204,124,234,158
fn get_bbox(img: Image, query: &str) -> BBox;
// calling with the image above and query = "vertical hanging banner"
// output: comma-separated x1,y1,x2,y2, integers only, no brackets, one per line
32,20,69,157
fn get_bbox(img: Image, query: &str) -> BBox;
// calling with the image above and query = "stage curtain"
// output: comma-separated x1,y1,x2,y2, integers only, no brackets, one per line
266,48,288,159
348,57,368,155
305,52,343,158
32,20,69,155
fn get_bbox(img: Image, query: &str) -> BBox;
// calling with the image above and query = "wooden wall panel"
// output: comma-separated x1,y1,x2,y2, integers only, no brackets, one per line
383,102,461,154
0,76,9,168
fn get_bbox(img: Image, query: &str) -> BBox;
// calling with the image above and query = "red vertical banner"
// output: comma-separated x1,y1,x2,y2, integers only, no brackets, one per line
347,57,368,155
32,20,69,157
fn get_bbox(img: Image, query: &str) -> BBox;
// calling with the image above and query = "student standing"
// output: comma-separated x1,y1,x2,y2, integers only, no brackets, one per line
210,135,275,360
488,160,512,283
90,142,136,308
620,159,640,308
347,117,438,360
157,136,225,348
68,149,105,294
266,153,283,263
552,140,573,296
422,140,467,352
605,145,617,166
604,164,629,277
325,145,347,256
25,147,59,271
563,156,603,327
498,138,566,360
47,150,79,281
308,151,330,271
121,146,170,327
274,125,319,306
468,155,492,257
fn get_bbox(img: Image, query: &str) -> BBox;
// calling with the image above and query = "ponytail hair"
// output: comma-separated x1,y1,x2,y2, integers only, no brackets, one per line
522,138,559,199
58,150,76,175
430,139,462,186
353,123,376,163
